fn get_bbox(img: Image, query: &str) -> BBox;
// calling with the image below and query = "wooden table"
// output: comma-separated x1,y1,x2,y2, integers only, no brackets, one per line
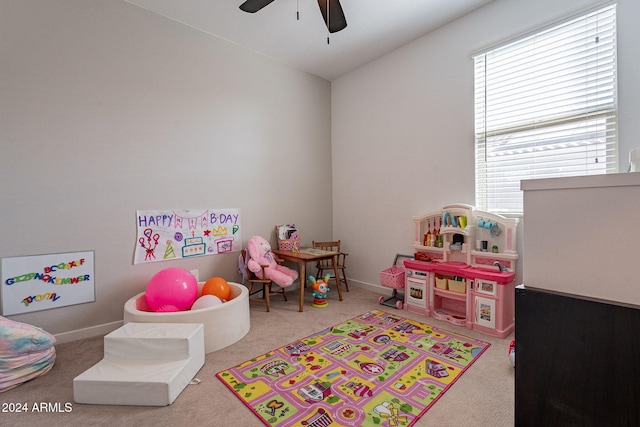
272,248,343,312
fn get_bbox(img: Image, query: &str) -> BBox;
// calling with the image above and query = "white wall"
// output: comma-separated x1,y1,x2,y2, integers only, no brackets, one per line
332,0,640,289
0,0,332,338
4,0,640,340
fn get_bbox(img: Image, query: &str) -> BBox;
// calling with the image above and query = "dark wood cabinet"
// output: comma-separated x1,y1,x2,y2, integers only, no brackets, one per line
515,286,640,426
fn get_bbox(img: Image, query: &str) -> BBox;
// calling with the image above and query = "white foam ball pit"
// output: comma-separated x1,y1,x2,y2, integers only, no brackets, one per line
123,282,249,354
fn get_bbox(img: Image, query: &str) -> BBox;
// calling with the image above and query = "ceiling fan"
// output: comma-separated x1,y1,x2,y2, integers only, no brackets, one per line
239,0,348,33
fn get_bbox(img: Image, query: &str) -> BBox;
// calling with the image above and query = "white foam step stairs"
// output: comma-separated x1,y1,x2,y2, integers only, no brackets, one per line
73,322,204,406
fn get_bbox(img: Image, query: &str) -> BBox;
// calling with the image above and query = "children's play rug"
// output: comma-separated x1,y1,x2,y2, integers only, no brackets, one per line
216,310,490,426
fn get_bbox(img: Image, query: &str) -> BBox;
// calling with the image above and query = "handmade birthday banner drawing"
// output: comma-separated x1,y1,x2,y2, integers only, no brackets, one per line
1,251,95,315
134,209,241,265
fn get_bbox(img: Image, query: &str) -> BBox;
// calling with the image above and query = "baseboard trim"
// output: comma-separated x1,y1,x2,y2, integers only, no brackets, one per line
348,280,388,294
54,320,123,344
52,281,390,344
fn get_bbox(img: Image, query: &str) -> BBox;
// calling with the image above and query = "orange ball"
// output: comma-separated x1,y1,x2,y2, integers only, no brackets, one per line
202,277,230,301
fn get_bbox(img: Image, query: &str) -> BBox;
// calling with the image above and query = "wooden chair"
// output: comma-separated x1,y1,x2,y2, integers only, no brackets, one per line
312,240,349,293
240,249,287,312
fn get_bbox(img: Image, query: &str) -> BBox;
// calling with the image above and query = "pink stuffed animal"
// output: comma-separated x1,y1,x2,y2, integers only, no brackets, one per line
246,236,298,287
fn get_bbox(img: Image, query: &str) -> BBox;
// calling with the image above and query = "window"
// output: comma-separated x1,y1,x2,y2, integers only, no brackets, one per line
474,5,617,214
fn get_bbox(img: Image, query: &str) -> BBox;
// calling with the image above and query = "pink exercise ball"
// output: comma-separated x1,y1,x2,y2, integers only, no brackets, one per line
145,268,198,312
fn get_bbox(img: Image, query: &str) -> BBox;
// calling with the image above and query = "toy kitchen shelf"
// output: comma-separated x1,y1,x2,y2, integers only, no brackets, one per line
404,203,519,338
412,203,518,270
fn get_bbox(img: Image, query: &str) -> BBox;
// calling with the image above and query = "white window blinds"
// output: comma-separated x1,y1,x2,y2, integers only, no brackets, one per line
474,4,618,214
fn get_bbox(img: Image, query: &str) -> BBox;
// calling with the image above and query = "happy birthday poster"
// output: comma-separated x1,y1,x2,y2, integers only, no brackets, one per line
134,209,241,265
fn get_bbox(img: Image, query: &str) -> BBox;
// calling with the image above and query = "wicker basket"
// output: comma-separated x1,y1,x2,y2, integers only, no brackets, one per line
380,265,406,290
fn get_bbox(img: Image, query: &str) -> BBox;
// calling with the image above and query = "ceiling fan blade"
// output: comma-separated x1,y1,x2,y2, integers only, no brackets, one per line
239,0,276,13
317,0,347,33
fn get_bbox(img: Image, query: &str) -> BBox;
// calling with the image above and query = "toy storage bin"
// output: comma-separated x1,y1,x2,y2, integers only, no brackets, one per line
380,265,406,289
435,276,448,290
448,278,466,293
275,224,299,251
277,237,300,251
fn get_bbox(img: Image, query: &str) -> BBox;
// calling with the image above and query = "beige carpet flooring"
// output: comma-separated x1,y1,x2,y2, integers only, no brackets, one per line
0,285,514,426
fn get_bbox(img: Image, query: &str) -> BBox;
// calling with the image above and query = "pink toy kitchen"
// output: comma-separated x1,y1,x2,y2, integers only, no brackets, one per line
402,203,518,338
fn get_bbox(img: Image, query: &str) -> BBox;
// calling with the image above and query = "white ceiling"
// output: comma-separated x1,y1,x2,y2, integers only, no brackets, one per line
125,0,494,81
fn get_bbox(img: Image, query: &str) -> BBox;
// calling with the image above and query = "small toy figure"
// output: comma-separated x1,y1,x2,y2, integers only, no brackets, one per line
508,339,515,367
309,274,330,308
